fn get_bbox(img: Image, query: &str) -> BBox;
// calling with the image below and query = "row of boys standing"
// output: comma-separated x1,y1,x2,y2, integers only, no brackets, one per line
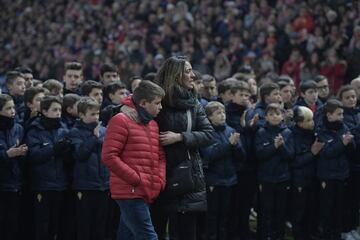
0,63,129,240
200,78,360,240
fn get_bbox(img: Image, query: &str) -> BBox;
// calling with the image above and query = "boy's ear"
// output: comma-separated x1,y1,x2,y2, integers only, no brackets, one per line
78,112,85,118
138,99,147,108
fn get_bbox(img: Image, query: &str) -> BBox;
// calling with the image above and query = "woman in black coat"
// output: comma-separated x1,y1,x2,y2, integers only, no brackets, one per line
151,56,214,240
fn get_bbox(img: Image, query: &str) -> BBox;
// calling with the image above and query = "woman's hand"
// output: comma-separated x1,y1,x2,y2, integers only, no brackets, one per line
160,131,183,146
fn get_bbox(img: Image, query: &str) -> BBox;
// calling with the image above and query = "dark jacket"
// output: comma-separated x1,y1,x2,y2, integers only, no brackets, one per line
255,123,294,183
343,107,360,130
61,112,77,129
247,101,267,128
200,124,244,186
13,96,26,126
155,89,214,212
294,96,323,113
316,122,354,180
25,118,69,191
0,123,24,191
68,120,109,191
225,102,254,171
291,126,316,187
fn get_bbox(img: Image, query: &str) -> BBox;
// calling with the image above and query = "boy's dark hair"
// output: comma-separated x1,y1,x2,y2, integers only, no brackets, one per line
15,66,33,74
218,78,237,94
63,93,81,111
300,80,317,94
103,82,127,98
276,75,293,84
6,71,24,86
202,74,216,83
144,72,156,82
24,87,46,104
40,96,62,112
43,79,63,93
77,97,100,115
205,101,225,117
229,80,251,95
193,70,202,81
324,99,343,115
132,80,165,104
337,85,355,100
0,94,13,110
259,82,279,102
277,80,291,90
265,103,282,115
65,62,83,71
33,79,43,87
100,63,118,77
314,75,327,83
80,80,103,96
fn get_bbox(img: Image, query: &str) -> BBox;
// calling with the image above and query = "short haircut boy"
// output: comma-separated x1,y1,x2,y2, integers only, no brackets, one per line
229,81,251,95
265,103,282,115
103,82,127,98
202,74,216,84
314,75,327,83
259,82,279,102
40,96,62,112
300,80,317,94
100,63,117,77
15,66,33,75
337,85,356,100
77,97,100,115
323,99,343,115
205,101,225,117
218,78,237,95
6,71,24,86
43,79,63,95
81,81,103,96
65,62,83,72
0,94,13,110
132,80,165,104
63,93,81,112
24,87,47,104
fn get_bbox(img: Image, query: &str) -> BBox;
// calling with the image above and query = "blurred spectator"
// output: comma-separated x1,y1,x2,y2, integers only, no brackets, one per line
0,0,359,93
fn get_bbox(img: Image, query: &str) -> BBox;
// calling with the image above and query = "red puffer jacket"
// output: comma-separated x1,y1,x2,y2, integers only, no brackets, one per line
102,98,166,203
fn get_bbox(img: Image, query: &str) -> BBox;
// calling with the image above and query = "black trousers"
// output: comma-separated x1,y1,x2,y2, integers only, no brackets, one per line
228,171,257,240
258,181,289,240
74,190,109,240
343,171,360,232
291,184,317,240
33,190,65,240
319,179,345,239
206,185,232,240
58,189,76,240
0,191,21,240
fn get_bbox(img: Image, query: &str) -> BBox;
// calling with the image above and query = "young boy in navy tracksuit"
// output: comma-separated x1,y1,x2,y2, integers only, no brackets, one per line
255,103,294,240
291,106,324,240
67,97,109,240
0,94,28,240
316,99,355,240
201,101,245,240
25,96,72,240
337,86,360,240
5,71,27,126
225,81,257,239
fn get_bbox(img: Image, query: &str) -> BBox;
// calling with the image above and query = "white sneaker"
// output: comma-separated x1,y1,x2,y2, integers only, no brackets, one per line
351,230,360,240
342,232,356,240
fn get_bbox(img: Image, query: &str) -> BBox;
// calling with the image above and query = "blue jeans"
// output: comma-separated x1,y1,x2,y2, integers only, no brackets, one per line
116,199,158,240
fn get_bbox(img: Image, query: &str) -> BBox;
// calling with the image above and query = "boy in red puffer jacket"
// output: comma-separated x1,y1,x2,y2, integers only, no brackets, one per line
102,80,166,240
